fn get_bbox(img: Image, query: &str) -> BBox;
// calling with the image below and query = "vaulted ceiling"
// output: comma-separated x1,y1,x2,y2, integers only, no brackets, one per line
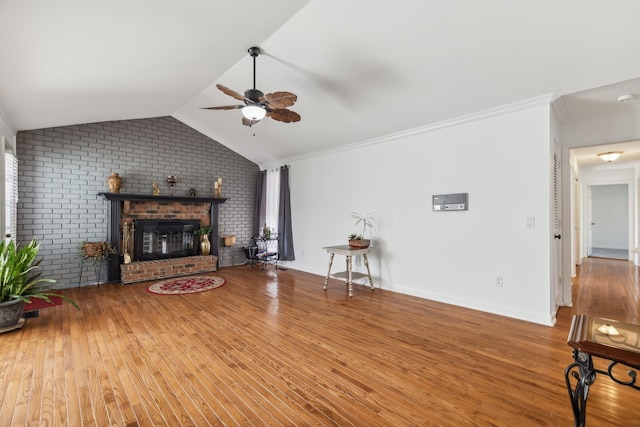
1,1,640,166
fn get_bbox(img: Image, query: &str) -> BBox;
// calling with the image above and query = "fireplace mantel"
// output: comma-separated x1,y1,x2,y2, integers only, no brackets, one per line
98,192,228,204
98,192,227,283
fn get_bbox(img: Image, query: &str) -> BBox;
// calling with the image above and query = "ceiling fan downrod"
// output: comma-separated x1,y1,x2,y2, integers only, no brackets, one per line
248,47,261,92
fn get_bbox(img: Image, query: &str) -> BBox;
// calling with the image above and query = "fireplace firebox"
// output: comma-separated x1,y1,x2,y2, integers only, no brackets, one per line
134,219,201,261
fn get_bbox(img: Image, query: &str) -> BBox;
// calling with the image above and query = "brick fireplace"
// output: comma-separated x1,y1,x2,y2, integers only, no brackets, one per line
99,193,227,284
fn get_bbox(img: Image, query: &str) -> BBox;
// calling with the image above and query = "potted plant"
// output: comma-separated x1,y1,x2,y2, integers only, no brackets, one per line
348,211,376,248
0,239,79,329
78,241,117,266
194,225,212,256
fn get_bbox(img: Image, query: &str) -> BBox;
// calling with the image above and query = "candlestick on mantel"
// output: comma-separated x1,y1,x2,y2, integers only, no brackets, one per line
214,178,222,198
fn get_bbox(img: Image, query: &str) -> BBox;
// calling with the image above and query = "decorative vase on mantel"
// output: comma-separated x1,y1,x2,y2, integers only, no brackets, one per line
107,173,123,193
200,234,211,256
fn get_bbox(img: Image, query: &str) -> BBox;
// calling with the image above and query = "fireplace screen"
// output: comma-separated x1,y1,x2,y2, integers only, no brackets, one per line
134,219,200,261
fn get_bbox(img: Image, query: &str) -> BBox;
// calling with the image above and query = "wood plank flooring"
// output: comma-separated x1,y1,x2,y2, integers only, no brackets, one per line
0,258,638,426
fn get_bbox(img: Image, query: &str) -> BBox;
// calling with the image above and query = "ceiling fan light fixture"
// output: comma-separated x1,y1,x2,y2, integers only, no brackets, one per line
597,151,623,162
242,105,266,121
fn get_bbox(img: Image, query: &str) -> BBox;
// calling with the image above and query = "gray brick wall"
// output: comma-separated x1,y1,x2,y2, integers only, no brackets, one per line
16,116,258,287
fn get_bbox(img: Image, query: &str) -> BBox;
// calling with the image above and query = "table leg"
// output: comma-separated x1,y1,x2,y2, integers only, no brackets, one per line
564,350,596,427
347,255,353,297
363,254,374,290
323,253,335,290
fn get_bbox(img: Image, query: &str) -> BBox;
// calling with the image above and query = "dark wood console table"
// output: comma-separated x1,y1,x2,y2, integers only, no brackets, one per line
565,314,640,426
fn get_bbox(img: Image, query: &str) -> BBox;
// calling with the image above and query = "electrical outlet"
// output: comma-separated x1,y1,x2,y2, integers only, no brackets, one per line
496,276,504,287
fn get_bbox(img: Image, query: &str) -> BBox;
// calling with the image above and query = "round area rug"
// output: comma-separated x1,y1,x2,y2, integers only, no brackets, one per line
147,276,226,295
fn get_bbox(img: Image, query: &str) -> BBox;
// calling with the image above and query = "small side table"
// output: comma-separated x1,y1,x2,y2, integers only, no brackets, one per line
322,245,374,297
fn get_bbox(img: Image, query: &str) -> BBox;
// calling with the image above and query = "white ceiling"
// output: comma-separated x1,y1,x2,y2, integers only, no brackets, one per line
2,0,640,167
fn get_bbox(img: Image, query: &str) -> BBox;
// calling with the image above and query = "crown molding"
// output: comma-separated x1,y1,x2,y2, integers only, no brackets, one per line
279,94,554,166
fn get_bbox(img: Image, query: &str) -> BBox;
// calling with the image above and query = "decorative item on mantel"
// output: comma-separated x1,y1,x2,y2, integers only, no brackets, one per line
167,175,177,196
107,172,123,193
152,182,160,195
214,178,222,198
194,225,213,256
188,188,197,197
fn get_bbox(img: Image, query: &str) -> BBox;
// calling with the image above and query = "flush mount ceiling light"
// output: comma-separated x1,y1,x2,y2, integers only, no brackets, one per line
597,151,623,162
617,94,635,103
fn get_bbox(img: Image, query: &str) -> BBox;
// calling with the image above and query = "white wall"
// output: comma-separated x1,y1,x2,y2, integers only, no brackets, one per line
277,101,554,325
0,106,16,144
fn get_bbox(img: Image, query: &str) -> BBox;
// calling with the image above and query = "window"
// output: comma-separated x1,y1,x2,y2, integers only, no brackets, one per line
5,152,17,241
264,168,280,235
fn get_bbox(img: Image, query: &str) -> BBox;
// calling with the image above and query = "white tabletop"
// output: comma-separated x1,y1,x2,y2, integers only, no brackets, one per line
322,245,372,256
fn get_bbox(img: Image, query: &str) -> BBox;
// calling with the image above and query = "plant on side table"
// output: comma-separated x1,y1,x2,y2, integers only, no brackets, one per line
0,239,79,330
348,211,376,249
78,241,118,266
78,241,118,287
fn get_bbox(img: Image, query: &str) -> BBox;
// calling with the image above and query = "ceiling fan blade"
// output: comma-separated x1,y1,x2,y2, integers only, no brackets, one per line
263,91,297,109
269,109,301,123
216,84,247,102
201,105,243,110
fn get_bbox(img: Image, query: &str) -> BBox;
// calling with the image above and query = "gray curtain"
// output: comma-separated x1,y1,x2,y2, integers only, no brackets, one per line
254,170,266,237
278,165,295,260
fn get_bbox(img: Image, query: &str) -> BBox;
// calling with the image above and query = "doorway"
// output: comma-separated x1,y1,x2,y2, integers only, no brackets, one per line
587,183,629,260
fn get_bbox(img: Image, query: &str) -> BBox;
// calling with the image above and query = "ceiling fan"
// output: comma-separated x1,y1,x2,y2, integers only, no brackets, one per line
202,47,301,127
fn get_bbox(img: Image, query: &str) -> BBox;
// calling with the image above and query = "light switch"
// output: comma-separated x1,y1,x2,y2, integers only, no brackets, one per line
526,216,535,228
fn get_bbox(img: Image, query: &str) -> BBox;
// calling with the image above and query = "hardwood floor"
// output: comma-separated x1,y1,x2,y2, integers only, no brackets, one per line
1,258,638,426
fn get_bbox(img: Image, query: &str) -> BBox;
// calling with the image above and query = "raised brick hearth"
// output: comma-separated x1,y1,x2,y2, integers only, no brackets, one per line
120,255,218,284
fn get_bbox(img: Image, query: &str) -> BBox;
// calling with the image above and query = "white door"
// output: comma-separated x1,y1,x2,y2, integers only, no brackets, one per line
552,144,563,306
586,186,593,257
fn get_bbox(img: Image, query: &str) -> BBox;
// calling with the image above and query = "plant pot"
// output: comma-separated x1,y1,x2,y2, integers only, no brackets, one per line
223,235,236,247
82,242,104,258
200,234,211,256
348,239,370,249
0,298,25,328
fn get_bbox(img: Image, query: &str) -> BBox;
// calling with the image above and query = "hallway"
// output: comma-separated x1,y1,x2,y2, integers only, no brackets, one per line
572,256,640,324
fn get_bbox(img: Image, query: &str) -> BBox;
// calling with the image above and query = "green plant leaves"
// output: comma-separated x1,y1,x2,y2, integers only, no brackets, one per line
1,239,79,309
